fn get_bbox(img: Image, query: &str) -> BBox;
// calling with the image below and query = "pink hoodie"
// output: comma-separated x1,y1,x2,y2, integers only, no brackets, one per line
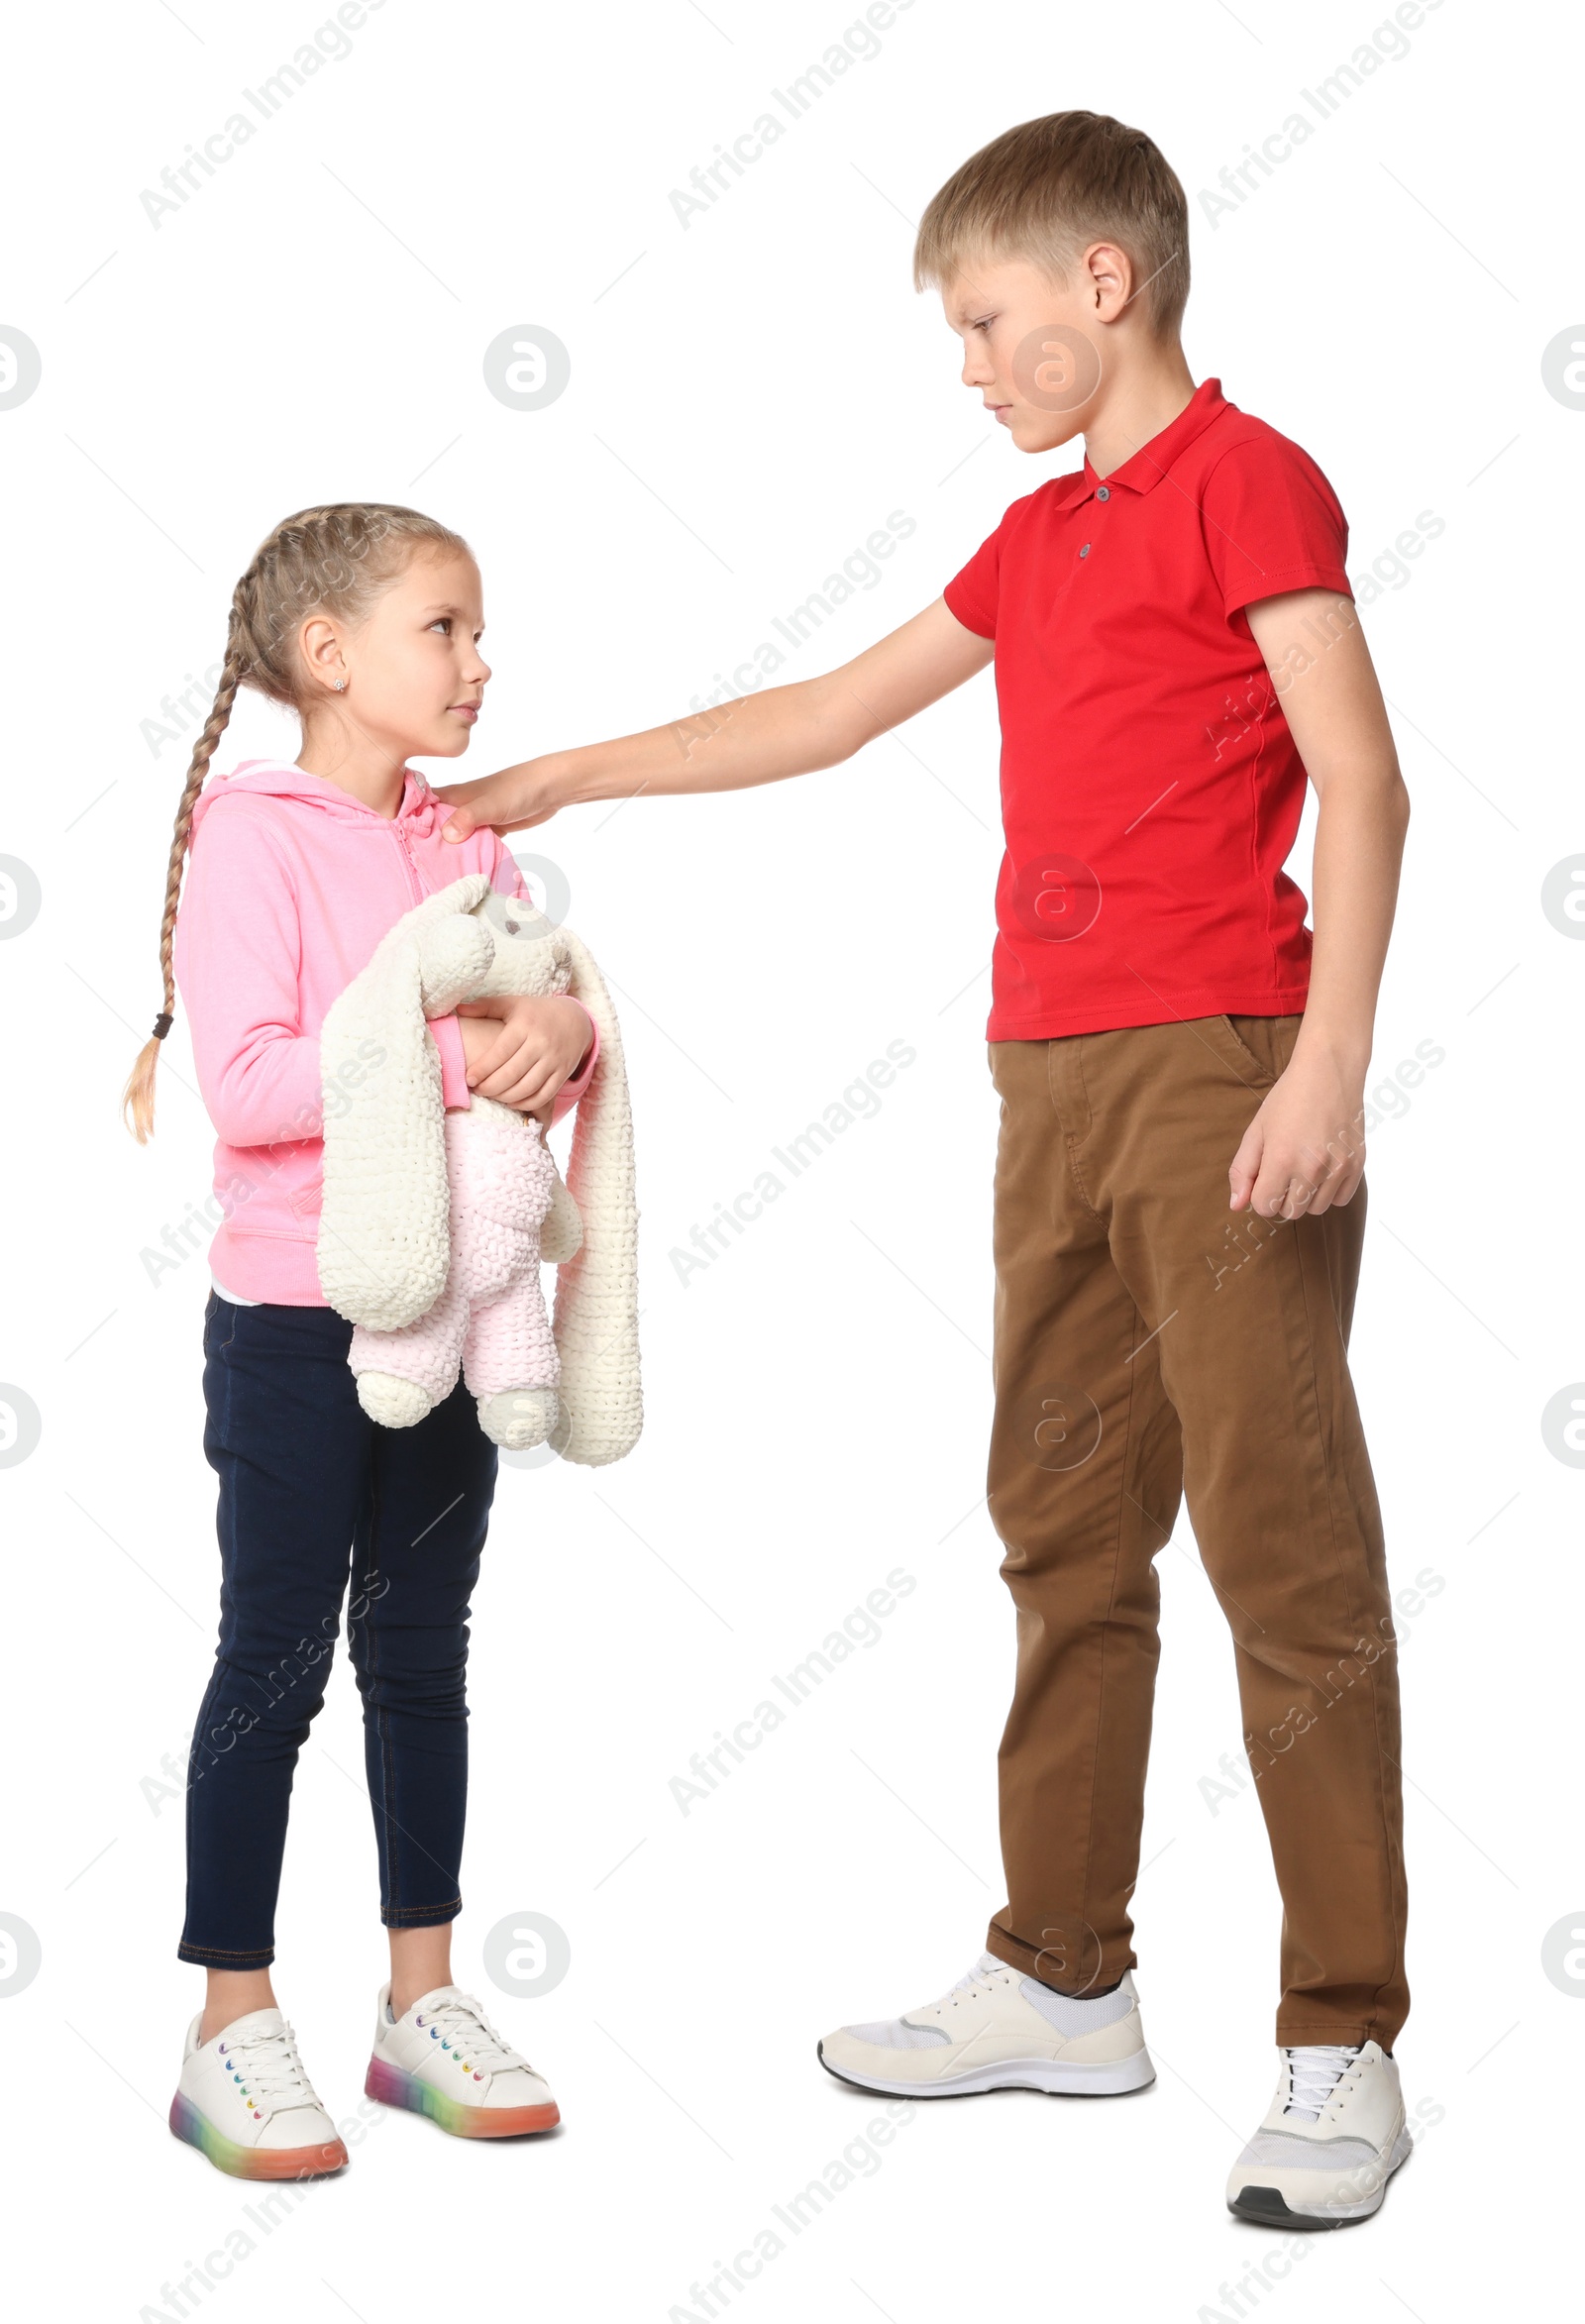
172,758,596,1306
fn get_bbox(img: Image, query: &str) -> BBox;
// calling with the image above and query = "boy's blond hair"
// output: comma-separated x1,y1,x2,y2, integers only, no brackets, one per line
913,111,1190,339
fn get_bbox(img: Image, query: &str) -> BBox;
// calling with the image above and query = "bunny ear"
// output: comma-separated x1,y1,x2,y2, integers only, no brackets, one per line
551,928,642,1466
315,879,491,1329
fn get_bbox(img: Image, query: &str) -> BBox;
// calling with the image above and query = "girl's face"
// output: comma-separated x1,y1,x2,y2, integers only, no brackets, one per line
303,547,492,762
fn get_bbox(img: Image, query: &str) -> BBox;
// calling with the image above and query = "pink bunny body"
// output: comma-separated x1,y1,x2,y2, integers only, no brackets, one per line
348,1099,561,1439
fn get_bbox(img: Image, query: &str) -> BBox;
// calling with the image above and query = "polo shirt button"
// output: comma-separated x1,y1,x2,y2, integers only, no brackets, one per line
1097,485,1110,500
1079,543,1091,558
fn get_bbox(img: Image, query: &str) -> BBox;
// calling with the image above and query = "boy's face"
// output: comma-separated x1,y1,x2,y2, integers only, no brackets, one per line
943,255,1110,455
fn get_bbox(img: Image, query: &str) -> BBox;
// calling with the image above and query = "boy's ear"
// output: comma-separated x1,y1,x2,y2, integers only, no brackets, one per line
1082,240,1132,322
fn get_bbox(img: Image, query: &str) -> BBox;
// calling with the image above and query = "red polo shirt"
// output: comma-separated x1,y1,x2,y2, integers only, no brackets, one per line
943,378,1352,1041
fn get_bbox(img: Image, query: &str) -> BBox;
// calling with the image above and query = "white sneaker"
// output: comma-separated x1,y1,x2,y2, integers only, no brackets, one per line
170,2009,348,2180
1226,2043,1412,2227
817,1953,1155,2098
366,1983,560,2138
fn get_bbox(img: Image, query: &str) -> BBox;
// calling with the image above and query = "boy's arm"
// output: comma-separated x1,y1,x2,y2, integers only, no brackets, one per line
1232,588,1411,1221
436,597,994,837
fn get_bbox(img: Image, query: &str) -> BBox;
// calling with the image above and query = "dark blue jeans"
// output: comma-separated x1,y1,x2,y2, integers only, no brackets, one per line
180,1296,498,1967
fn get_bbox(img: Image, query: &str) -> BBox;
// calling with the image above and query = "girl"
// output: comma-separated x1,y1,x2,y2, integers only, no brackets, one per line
125,503,596,2178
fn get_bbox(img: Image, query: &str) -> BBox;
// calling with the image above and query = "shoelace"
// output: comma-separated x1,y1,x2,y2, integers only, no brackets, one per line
922,1958,1006,2015
412,1994,525,2074
1283,2043,1361,2120
217,2022,320,2117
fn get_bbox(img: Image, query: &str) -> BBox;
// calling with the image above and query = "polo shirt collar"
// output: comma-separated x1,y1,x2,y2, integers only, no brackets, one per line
1052,377,1230,506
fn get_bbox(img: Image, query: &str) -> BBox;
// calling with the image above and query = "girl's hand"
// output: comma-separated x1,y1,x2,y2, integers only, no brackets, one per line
454,996,591,1120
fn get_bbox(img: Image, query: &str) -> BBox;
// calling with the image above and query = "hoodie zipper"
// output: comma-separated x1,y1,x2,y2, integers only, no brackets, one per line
391,782,428,905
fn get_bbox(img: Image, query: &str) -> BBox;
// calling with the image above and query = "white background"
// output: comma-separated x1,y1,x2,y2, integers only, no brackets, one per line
2,1,1581,2316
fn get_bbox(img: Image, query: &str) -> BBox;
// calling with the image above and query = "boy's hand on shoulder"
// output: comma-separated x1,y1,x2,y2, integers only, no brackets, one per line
1228,1040,1365,1221
438,757,566,841
455,995,591,1120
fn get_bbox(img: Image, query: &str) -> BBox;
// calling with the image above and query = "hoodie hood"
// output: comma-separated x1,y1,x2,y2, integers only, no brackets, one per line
190,758,448,839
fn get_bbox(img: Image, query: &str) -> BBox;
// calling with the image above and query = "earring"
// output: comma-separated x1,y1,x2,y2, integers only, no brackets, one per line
334,679,347,691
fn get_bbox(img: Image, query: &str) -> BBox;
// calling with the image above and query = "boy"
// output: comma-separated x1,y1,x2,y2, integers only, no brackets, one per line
441,112,1412,2227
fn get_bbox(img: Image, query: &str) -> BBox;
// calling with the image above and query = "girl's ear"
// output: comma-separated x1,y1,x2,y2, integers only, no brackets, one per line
551,929,642,1466
298,608,350,695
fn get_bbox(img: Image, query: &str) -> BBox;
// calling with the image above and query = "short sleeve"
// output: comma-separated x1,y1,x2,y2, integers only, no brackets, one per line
942,519,1005,639
1199,434,1351,617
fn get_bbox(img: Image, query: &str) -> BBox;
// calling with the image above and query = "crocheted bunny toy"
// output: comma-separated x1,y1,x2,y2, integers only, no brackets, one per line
315,874,641,1466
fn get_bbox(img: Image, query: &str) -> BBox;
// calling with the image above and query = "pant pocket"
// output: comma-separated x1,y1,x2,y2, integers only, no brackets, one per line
1215,1013,1303,1088
203,1296,239,1361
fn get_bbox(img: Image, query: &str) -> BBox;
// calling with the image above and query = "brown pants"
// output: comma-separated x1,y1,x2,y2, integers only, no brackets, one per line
983,1020,1408,2048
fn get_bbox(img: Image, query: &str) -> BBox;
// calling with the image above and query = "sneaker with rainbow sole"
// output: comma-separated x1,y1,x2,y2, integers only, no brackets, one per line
366,1983,560,2138
170,2008,348,2179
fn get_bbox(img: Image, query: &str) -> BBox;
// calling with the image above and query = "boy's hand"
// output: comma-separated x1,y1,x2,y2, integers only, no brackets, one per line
455,995,590,1120
1228,1040,1365,1219
438,758,566,841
